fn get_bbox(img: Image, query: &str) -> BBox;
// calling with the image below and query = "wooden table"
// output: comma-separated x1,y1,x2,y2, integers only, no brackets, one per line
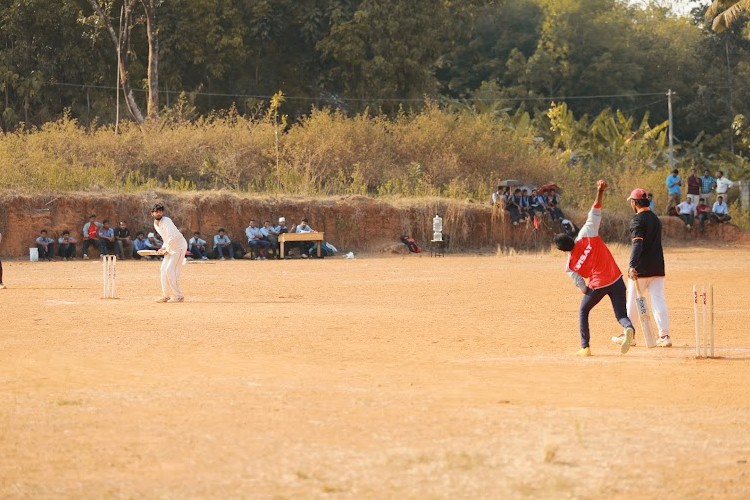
278,232,325,258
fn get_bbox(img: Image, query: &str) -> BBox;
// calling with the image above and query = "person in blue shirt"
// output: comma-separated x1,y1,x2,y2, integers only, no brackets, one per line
700,169,716,207
213,228,235,260
665,168,681,215
98,219,115,256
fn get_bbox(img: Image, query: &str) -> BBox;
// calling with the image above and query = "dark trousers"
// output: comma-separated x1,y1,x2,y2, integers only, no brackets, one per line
579,277,633,348
82,238,100,257
58,243,76,259
37,244,53,260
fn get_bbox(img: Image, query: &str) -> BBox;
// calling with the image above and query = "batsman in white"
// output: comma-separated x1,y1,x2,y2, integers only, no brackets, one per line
553,180,636,357
151,203,188,303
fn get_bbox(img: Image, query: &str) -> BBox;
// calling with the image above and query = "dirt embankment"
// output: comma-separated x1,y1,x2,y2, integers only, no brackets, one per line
0,191,746,257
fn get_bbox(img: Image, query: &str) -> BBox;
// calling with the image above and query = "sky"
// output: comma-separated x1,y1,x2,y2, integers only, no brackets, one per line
626,0,702,17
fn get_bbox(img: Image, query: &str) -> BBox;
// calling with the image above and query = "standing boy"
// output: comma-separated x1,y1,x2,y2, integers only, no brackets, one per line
553,180,635,357
151,203,188,303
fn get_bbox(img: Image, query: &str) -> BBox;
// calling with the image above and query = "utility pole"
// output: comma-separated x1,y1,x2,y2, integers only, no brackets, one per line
667,89,675,167
115,5,123,134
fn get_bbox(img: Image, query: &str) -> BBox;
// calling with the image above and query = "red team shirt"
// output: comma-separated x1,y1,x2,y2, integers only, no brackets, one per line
566,204,622,290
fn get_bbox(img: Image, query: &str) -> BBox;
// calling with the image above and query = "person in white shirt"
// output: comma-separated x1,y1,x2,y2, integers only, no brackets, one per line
711,196,732,223
715,170,734,199
293,218,316,258
151,203,188,303
188,231,208,260
675,199,695,229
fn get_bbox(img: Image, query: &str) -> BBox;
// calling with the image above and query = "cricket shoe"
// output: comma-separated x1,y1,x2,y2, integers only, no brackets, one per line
156,297,169,303
656,335,672,347
0,283,5,289
168,296,184,303
611,334,636,347
620,327,635,354
575,347,592,357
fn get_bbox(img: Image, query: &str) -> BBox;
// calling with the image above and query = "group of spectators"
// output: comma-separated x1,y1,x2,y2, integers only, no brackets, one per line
666,168,734,231
491,185,564,225
33,214,327,261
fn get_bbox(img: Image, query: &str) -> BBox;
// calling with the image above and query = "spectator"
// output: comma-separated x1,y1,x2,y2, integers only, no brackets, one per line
665,168,681,215
546,189,564,221
213,228,234,260
505,188,524,226
57,230,76,260
98,219,116,256
277,217,290,257
261,220,281,258
114,221,132,259
520,189,533,218
132,231,151,259
529,189,545,216
647,193,655,212
715,170,734,200
696,198,711,232
686,168,701,206
491,185,503,206
245,219,272,260
35,230,54,261
294,218,317,258
147,232,163,251
700,169,716,207
188,231,209,260
676,199,695,229
711,196,732,223
81,214,102,260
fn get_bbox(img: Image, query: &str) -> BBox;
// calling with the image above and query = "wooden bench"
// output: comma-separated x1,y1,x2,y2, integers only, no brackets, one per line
278,232,325,258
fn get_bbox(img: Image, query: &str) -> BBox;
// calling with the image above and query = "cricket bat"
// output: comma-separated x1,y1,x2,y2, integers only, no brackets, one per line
634,279,657,348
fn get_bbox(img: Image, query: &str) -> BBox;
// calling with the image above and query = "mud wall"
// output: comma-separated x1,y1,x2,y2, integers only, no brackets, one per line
0,191,745,258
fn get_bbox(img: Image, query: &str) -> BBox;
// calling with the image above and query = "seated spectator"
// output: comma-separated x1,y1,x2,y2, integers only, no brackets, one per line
676,199,695,229
98,219,116,255
546,189,564,221
245,219,272,260
294,218,317,258
188,231,209,260
560,219,579,238
505,188,524,226
132,231,151,259
57,230,76,260
528,189,545,216
213,228,235,260
147,231,163,251
696,198,711,232
491,185,504,206
261,220,281,258
35,230,54,261
82,214,102,260
520,189,533,218
114,221,132,259
711,196,732,223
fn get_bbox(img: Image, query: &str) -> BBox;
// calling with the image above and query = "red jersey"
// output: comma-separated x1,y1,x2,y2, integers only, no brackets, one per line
565,206,622,289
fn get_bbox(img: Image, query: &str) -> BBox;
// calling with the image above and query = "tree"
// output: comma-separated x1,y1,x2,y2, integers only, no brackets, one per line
706,0,750,32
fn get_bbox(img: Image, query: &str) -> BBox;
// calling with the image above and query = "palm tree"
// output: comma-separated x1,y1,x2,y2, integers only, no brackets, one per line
707,1,750,32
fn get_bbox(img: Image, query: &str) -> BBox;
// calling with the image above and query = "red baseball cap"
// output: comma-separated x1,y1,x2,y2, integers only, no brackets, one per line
627,188,648,201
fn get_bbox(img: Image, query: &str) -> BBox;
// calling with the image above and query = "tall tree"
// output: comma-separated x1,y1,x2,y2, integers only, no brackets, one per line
707,0,750,31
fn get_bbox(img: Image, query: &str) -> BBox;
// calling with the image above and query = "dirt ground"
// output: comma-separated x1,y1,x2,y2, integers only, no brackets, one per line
1,246,749,499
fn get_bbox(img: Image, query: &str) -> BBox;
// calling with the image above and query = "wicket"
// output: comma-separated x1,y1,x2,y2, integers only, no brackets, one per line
102,255,117,299
692,284,714,358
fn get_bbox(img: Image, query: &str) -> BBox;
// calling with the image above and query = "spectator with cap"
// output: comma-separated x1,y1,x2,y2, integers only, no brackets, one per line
147,231,163,251
81,213,102,259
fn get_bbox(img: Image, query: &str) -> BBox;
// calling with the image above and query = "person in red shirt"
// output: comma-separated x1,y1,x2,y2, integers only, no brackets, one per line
554,180,635,357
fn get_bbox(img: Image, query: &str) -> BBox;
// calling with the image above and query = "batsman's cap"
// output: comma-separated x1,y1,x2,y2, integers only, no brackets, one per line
147,232,155,238
279,217,286,223
151,203,165,212
627,188,648,201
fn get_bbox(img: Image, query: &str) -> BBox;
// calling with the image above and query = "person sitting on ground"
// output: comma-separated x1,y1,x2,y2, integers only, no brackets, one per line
57,230,76,260
81,214,102,259
114,221,131,259
147,232,163,251
696,198,711,232
546,189,564,221
98,219,116,255
188,231,209,260
132,231,151,259
35,230,54,261
245,219,272,260
213,228,234,260
711,196,732,223
676,199,695,229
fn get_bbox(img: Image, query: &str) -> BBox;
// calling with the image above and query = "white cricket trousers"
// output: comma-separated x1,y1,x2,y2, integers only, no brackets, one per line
627,276,670,337
161,249,186,299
